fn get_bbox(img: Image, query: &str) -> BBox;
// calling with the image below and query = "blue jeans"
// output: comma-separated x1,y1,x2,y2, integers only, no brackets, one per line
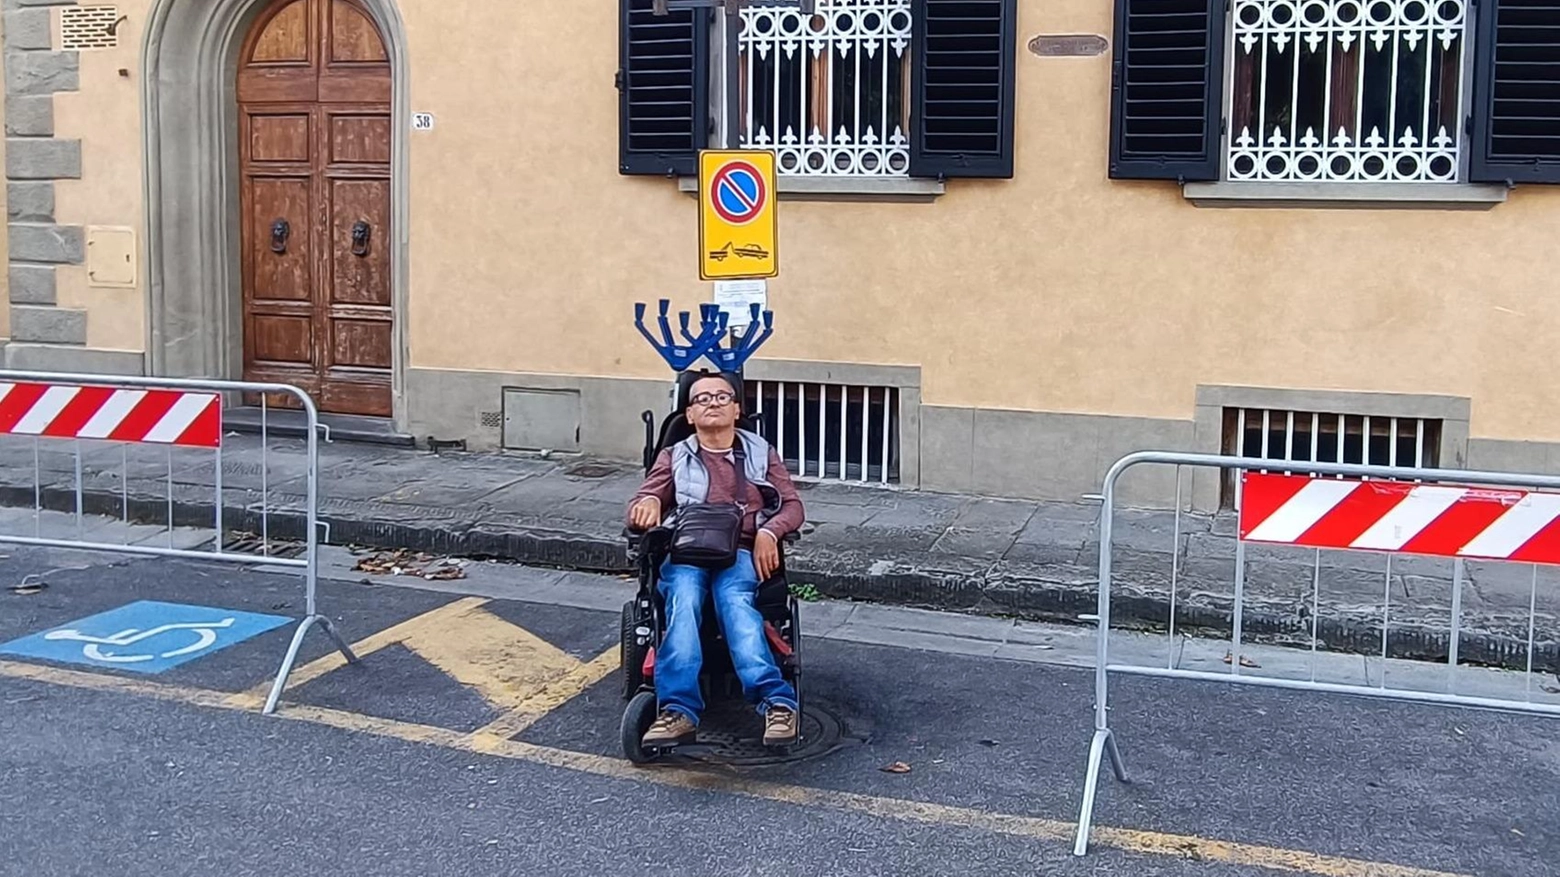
655,549,799,724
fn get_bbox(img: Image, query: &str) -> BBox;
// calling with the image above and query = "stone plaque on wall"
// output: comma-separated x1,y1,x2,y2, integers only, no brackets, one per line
1028,34,1109,57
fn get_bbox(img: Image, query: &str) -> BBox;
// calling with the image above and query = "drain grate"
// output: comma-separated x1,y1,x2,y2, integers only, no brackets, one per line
676,698,847,767
223,533,306,559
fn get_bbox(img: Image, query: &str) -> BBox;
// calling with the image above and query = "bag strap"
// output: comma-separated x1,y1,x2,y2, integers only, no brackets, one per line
730,438,750,507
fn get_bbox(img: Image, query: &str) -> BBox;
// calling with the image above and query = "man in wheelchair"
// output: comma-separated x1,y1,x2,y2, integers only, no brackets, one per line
626,373,806,748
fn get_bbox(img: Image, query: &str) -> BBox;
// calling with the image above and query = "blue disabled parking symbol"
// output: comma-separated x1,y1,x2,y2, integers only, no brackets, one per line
0,600,291,674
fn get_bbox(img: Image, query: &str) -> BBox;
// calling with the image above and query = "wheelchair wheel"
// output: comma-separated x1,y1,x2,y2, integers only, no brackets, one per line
621,690,659,765
621,600,646,700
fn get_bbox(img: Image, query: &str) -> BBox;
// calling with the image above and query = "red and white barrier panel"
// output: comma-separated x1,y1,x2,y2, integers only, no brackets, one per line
0,381,221,448
1240,471,1560,565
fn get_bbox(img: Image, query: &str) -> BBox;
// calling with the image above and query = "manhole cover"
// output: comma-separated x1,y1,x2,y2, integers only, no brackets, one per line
564,462,619,479
676,698,849,767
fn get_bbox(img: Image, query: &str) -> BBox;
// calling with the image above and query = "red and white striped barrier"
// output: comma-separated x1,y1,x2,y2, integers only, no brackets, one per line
0,381,221,448
1239,471,1560,565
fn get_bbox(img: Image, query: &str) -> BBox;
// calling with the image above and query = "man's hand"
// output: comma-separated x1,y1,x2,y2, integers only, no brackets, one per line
629,497,662,531
753,529,781,580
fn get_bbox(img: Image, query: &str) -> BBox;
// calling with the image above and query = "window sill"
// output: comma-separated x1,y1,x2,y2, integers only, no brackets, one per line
1182,181,1509,210
676,175,945,202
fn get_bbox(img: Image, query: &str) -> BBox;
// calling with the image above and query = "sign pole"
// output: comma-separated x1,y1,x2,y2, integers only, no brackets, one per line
722,0,742,150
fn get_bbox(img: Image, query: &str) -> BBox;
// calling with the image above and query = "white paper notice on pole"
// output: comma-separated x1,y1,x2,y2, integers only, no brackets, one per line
713,279,767,328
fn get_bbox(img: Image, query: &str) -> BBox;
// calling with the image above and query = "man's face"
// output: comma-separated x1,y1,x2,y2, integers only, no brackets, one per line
687,377,740,431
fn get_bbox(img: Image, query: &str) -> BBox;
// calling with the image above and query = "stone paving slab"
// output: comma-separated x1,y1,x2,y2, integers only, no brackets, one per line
0,433,1556,672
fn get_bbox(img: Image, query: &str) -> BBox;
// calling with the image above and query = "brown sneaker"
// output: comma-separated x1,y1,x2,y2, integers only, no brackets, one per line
763,706,798,746
642,711,696,747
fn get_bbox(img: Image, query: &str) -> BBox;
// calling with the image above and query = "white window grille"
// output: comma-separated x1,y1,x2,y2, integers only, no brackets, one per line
746,380,900,483
737,0,914,176
1221,407,1442,507
1226,0,1469,182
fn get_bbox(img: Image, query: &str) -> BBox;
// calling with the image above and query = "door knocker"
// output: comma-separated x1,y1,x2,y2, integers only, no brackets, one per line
351,220,371,257
270,218,290,254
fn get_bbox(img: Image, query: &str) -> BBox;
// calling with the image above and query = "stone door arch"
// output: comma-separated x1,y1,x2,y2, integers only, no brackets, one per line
140,0,409,420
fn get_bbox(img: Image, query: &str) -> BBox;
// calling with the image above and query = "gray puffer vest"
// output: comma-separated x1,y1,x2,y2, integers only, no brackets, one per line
670,429,781,529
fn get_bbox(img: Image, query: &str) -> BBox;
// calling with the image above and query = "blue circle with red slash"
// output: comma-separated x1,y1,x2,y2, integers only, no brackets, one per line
710,161,767,225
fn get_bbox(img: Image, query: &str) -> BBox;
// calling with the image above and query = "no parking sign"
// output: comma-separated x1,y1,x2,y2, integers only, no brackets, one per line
699,150,778,281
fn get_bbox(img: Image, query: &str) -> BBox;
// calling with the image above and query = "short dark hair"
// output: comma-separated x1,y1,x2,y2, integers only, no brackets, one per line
688,373,739,396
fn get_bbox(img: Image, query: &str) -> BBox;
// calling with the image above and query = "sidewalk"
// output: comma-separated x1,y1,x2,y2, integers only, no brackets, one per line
0,432,1555,672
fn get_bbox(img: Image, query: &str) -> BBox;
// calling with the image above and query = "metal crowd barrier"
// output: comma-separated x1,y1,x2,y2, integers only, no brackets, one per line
1072,451,1560,856
0,369,357,714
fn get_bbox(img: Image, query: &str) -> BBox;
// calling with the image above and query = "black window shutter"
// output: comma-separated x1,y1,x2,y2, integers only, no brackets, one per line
1469,0,1560,184
1108,0,1225,181
618,0,709,176
908,0,1017,179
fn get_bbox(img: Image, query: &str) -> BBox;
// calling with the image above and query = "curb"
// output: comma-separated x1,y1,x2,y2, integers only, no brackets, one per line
4,483,1557,676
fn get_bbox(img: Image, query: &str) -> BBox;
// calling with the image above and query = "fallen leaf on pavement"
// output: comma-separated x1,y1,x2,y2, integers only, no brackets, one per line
353,548,467,581
879,761,912,774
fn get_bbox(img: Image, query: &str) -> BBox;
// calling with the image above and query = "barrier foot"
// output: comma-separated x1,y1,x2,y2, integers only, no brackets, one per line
262,614,352,715
1105,728,1129,783
1072,728,1121,857
318,615,360,664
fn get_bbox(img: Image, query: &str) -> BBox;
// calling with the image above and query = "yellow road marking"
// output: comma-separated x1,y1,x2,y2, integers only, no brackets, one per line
471,647,622,743
235,595,590,713
397,600,584,712
0,657,1472,877
234,596,490,703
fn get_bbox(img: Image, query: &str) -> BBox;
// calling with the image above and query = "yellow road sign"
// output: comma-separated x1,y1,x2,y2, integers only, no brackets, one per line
699,149,778,281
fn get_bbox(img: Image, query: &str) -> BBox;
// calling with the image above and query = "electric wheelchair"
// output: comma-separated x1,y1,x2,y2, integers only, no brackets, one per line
619,368,804,764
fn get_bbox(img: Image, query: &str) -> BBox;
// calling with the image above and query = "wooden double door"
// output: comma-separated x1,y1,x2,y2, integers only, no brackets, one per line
238,0,393,417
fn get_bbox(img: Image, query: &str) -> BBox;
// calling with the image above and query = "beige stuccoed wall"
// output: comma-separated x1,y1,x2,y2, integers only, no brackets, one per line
402,0,1560,444
40,0,1560,442
50,0,148,353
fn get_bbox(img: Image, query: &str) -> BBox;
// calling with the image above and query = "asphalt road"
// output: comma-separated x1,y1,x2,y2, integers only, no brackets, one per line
0,545,1555,877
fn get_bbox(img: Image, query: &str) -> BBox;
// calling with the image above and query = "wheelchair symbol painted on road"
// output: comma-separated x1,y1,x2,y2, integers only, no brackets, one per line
42,618,238,663
0,600,291,674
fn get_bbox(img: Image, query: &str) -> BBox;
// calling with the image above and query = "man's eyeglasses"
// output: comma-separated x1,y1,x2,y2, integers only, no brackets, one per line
689,391,736,407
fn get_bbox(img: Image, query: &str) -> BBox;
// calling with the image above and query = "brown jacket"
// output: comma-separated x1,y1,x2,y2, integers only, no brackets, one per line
629,444,805,546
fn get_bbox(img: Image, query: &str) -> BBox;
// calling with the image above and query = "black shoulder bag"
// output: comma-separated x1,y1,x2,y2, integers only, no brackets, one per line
669,442,750,569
